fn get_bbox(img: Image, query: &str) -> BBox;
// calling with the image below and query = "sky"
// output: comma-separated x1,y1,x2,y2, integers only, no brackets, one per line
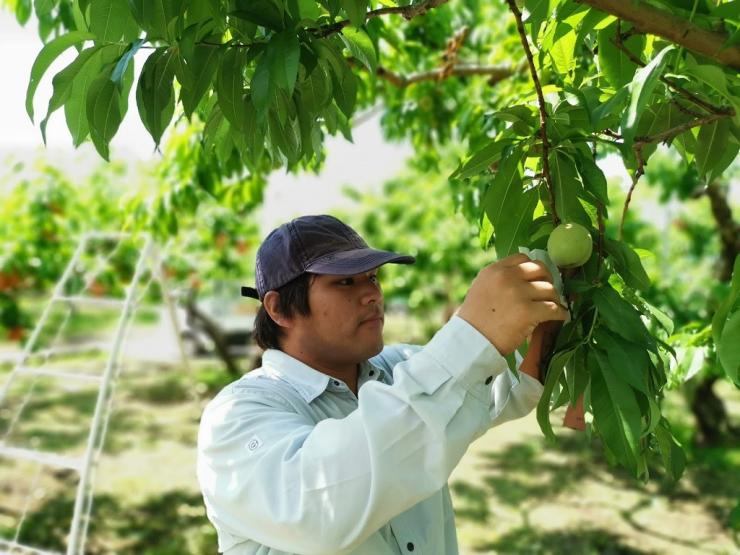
0,10,413,234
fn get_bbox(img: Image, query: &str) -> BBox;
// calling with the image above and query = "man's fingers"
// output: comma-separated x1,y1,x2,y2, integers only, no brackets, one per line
499,253,531,267
535,300,570,323
527,281,562,302
517,260,555,283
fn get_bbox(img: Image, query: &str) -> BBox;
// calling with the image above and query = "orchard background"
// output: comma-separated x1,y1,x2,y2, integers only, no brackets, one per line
0,0,739,553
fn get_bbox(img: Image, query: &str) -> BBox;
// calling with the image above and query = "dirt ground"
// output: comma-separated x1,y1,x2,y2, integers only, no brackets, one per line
450,402,739,555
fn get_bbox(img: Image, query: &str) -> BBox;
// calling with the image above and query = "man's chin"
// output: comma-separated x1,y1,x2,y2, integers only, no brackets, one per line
360,338,384,361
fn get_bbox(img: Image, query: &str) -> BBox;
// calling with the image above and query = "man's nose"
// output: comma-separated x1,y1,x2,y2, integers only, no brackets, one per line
362,279,382,305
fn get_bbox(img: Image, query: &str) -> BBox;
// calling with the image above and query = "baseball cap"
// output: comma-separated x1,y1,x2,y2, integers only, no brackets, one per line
241,214,415,301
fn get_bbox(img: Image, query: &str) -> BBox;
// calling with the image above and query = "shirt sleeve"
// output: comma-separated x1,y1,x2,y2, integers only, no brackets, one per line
197,316,507,555
376,342,544,429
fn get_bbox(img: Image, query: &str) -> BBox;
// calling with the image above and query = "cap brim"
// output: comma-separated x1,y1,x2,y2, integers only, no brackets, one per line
305,248,415,276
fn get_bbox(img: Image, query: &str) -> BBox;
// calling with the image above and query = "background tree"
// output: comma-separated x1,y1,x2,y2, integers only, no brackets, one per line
0,152,261,375
6,0,740,480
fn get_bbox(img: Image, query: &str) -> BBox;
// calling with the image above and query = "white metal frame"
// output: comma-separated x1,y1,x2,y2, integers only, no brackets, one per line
0,231,191,555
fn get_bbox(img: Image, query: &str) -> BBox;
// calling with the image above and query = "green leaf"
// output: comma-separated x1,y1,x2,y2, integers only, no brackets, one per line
298,62,332,112
64,44,123,147
129,0,179,40
86,72,123,160
593,328,650,395
604,238,650,291
231,0,285,30
712,255,740,344
269,31,300,95
496,187,538,258
523,0,553,41
655,420,686,481
39,46,101,143
597,25,645,89
548,150,591,226
591,349,641,474
621,45,674,145
537,346,578,441
576,156,609,206
718,311,740,384
89,0,139,42
695,119,731,180
593,285,654,349
268,109,301,164
453,140,512,180
340,27,376,73
329,61,358,118
251,51,272,117
483,146,523,229
315,39,357,118
549,26,576,75
217,48,248,129
26,30,95,122
289,0,322,21
707,138,739,184
179,45,222,117
343,0,368,27
135,48,176,147
482,147,538,258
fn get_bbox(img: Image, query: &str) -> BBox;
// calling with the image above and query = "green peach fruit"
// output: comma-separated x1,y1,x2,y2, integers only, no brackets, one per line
547,222,593,268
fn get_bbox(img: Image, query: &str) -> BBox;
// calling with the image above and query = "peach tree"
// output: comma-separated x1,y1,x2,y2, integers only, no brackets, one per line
10,0,740,480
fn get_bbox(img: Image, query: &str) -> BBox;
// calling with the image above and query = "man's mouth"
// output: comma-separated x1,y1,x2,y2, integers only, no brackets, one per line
360,313,384,326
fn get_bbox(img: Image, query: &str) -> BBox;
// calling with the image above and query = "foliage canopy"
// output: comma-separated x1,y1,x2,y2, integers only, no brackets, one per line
6,0,740,480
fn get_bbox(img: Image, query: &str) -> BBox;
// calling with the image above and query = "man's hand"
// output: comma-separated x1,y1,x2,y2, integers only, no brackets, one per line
457,254,569,356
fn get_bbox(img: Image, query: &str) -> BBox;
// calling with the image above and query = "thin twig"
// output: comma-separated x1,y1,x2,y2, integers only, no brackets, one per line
620,147,645,240
602,112,731,146
314,0,450,38
633,112,729,147
506,0,558,224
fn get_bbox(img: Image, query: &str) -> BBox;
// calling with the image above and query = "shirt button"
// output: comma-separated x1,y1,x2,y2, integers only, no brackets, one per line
406,542,414,551
485,376,493,385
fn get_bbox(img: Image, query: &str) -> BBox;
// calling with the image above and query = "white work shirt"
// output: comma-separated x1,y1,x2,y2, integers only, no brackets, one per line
197,316,544,555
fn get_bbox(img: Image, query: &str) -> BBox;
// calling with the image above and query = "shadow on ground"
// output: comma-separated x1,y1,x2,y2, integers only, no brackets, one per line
451,431,740,554
1,489,217,554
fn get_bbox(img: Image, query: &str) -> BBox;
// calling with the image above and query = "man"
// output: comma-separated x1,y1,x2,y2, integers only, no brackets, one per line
197,214,568,555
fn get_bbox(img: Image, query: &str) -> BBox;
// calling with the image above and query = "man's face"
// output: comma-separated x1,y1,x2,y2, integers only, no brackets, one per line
291,268,385,364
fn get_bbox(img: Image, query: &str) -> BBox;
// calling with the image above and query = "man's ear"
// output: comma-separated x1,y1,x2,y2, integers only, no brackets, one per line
263,291,293,328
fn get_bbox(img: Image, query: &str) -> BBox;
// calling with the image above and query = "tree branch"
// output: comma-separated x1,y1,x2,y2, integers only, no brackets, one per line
372,62,520,88
577,0,740,69
506,0,558,225
315,0,450,38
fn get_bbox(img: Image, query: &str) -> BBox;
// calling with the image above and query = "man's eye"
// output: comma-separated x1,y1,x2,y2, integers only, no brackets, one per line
339,278,354,285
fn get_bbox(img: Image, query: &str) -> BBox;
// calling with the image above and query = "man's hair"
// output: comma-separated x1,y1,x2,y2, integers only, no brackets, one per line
253,272,315,350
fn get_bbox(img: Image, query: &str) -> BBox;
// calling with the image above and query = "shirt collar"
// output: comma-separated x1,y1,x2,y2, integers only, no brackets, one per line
260,349,383,403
